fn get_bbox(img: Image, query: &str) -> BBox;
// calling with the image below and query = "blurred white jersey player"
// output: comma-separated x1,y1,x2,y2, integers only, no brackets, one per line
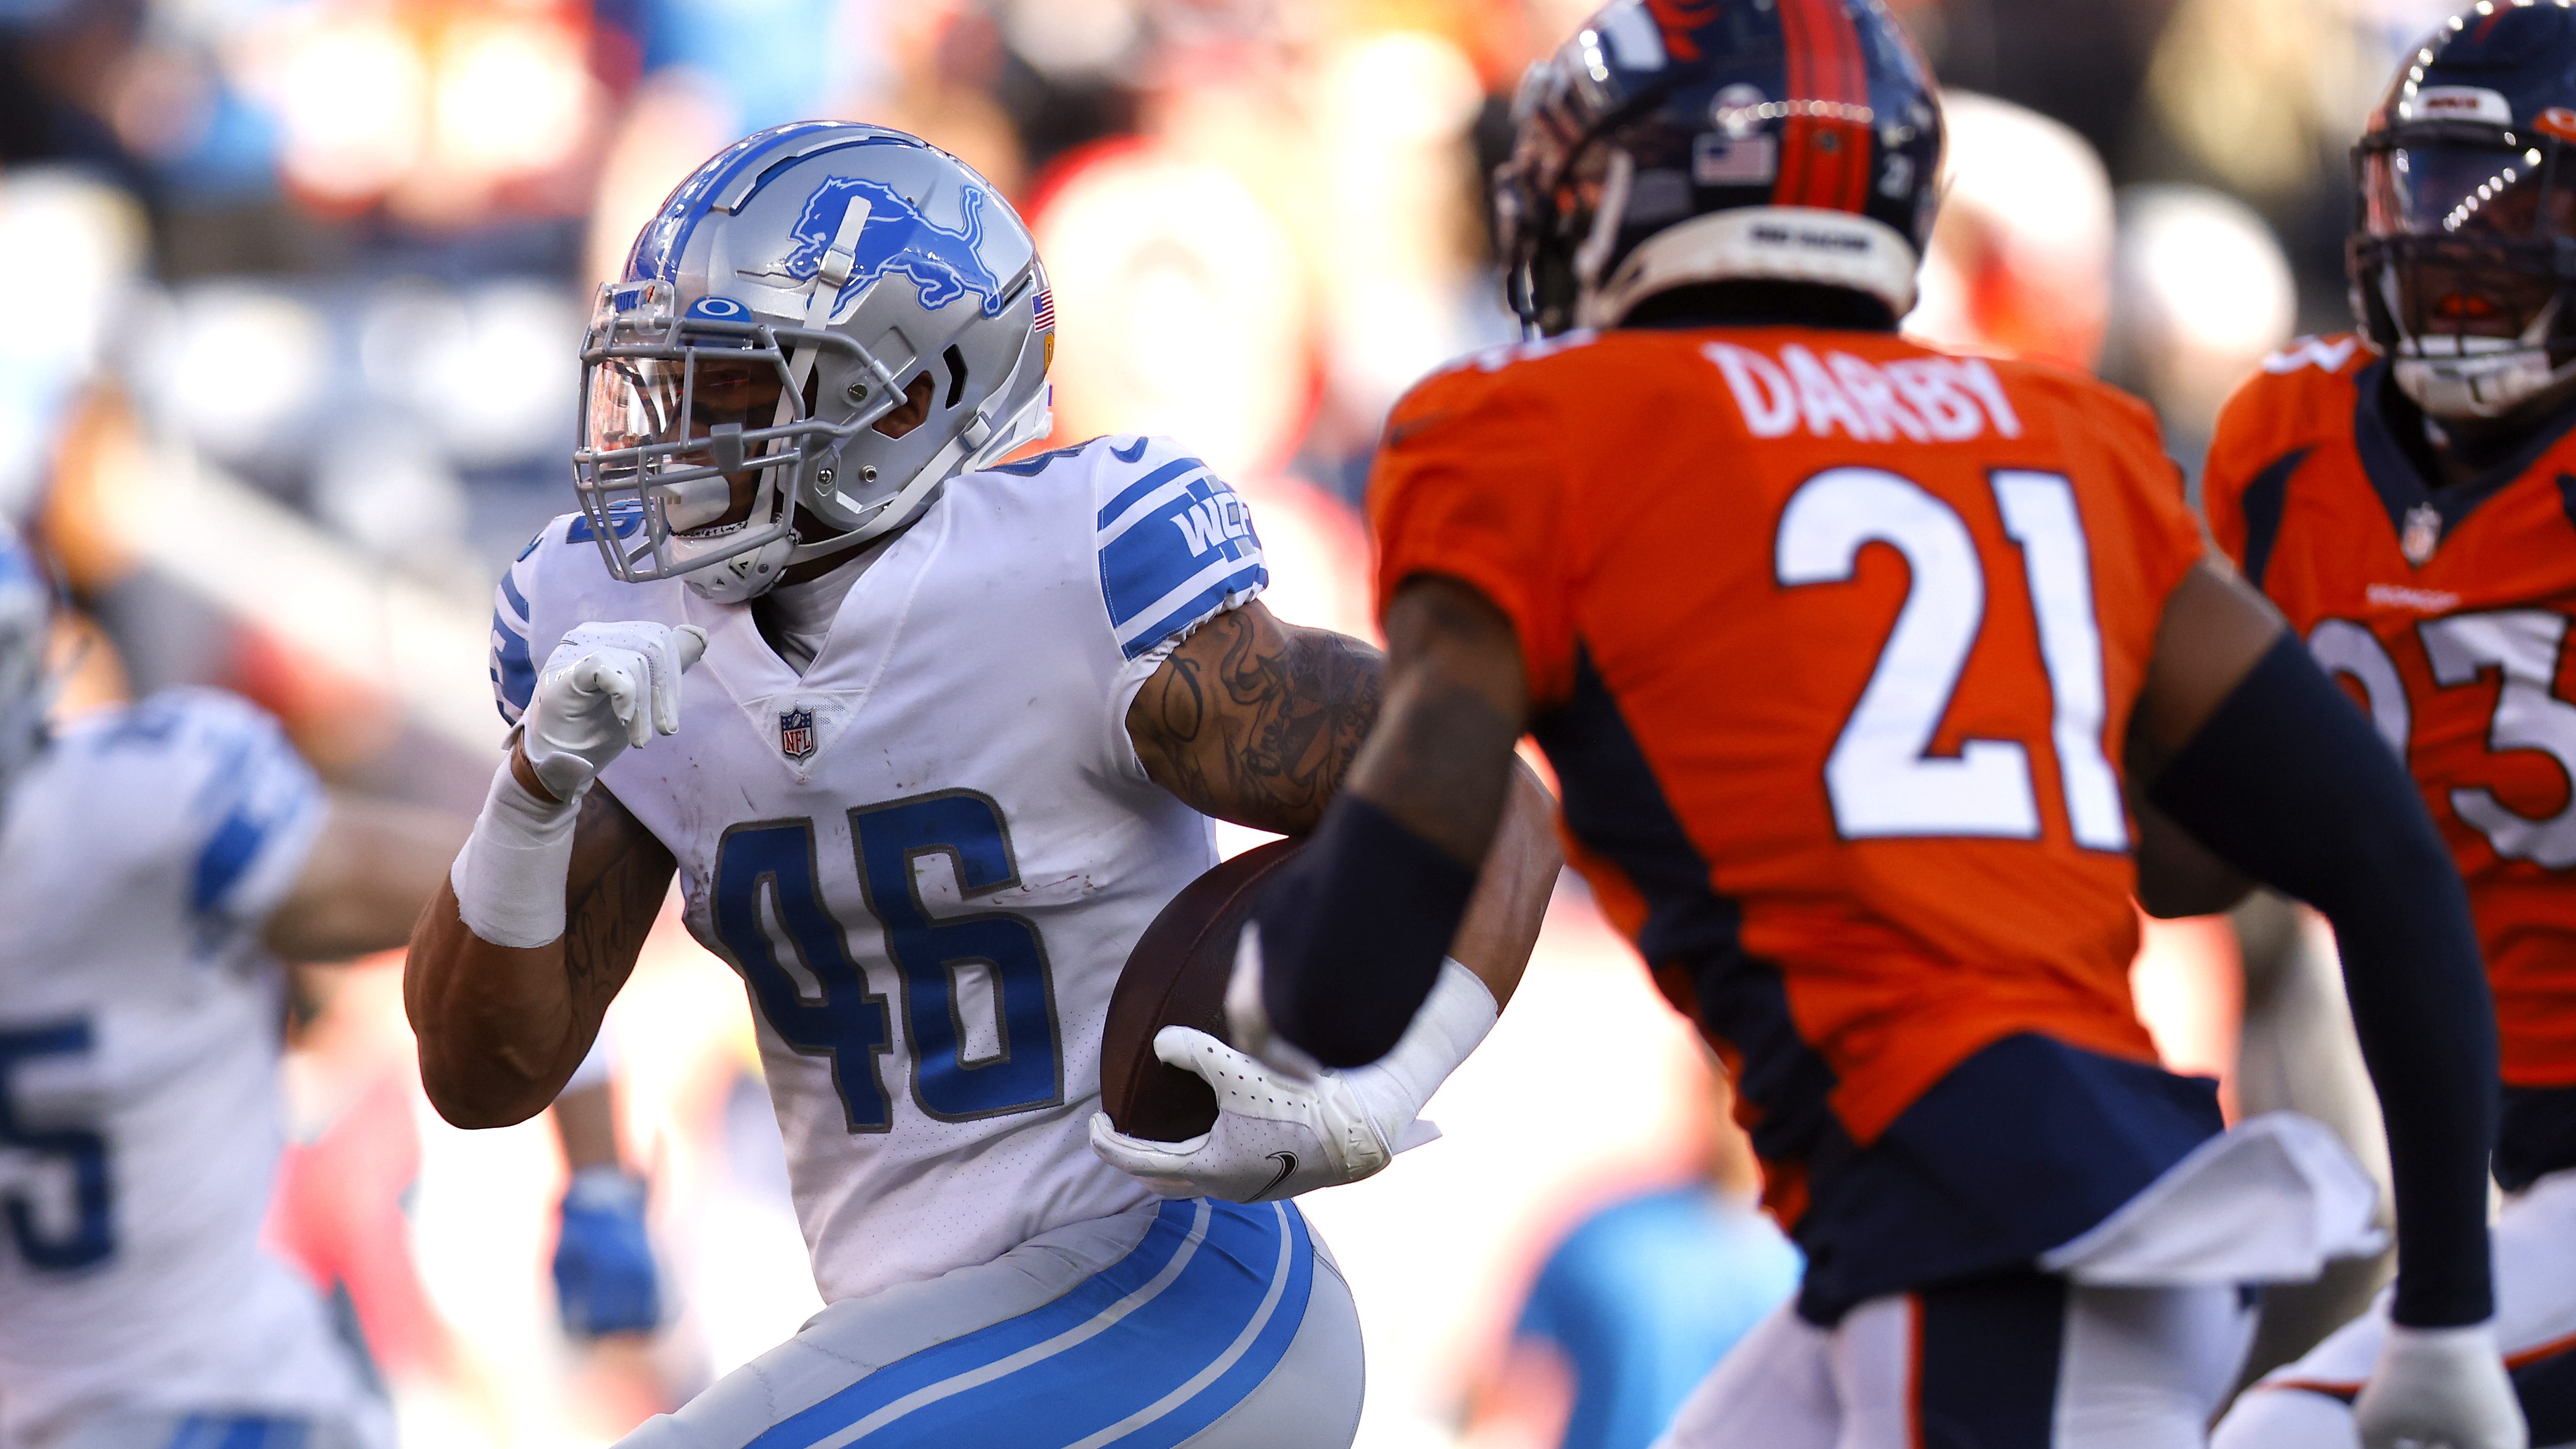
0,530,387,1449
428,123,1547,1447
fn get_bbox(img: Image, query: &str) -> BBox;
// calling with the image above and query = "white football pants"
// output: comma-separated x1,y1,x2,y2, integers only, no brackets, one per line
2215,1168,2576,1449
1656,1275,2256,1449
619,1197,1362,1449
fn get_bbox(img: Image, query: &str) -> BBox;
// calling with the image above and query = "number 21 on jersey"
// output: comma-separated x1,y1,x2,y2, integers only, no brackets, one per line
710,791,1064,1132
1778,466,2129,849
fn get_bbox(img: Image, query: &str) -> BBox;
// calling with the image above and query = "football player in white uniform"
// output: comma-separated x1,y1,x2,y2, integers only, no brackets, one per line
0,524,473,1449
406,124,1559,1447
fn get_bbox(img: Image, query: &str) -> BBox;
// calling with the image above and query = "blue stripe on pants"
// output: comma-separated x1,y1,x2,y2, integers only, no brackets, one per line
165,1417,310,1449
750,1199,1315,1448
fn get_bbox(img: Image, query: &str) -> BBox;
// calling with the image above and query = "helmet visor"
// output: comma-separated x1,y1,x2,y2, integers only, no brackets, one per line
2362,136,2576,343
583,350,796,532
2362,138,2576,242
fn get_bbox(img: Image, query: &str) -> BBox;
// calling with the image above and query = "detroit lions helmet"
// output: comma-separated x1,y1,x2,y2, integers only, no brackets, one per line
2353,2,2576,420
1496,0,1943,336
0,522,50,805
576,124,1055,602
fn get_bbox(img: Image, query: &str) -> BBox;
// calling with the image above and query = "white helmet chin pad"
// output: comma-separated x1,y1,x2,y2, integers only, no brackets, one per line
676,529,797,604
1577,206,1922,331
2393,341,2576,421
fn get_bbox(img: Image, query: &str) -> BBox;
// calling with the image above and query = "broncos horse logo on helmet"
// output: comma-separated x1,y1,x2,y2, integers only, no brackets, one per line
1496,0,1942,336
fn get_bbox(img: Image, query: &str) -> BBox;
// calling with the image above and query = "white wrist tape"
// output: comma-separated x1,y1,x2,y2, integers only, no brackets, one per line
1340,958,1499,1153
451,756,582,949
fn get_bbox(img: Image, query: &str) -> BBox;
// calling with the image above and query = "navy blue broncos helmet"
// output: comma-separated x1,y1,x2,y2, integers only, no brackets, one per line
1495,0,1944,337
2354,1,2576,419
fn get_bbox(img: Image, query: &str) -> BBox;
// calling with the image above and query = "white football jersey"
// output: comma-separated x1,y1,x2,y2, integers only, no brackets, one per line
495,434,1269,1303
0,690,375,1445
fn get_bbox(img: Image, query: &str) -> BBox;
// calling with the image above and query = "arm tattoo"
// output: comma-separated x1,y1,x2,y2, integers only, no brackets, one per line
561,784,675,1014
1134,608,1385,835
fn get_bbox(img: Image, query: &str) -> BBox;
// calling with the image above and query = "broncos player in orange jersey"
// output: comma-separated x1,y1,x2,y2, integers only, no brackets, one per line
2208,8,2576,1448
1210,1,2527,1445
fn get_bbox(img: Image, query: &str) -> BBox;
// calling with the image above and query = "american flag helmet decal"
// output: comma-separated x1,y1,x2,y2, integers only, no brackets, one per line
1032,288,1056,331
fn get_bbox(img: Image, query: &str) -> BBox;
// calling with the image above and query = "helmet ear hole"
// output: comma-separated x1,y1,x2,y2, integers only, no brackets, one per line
875,374,938,439
943,345,970,409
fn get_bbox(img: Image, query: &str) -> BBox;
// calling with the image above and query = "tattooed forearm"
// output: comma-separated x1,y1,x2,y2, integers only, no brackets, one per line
560,782,674,1012
1129,603,1386,835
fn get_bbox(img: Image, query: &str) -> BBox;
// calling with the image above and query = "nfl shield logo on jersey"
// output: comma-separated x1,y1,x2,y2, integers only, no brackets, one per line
2402,503,2442,564
779,706,817,762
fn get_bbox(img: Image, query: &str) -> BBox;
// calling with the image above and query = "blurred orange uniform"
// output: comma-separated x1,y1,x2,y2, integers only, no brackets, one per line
1370,325,2219,1317
2203,335,2576,1188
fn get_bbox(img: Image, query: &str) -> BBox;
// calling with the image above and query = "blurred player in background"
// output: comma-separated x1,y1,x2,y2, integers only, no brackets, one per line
0,520,460,1449
1466,1063,1799,1449
549,1031,664,1345
406,124,1558,1447
2207,8,2576,1445
1227,1,2523,1445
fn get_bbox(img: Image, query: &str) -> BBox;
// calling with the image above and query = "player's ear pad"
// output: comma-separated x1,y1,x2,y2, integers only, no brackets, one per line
1099,840,1303,1143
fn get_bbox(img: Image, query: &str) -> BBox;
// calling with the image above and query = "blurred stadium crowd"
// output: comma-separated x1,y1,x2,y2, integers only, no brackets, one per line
0,0,2488,1445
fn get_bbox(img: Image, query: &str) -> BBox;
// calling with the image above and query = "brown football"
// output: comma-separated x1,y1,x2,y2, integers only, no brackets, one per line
1099,839,1302,1143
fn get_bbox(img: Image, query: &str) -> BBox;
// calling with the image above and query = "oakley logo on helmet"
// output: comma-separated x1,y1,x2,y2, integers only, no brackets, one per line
756,176,1010,321
2404,86,2513,124
1752,223,1871,253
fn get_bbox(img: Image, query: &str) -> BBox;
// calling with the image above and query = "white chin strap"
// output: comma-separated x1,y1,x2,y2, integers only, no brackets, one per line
679,531,797,604
2390,276,2576,421
1578,206,1922,330
2394,343,2576,420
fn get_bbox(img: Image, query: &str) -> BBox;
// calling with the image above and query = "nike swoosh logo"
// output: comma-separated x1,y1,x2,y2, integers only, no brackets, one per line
1254,1151,1297,1201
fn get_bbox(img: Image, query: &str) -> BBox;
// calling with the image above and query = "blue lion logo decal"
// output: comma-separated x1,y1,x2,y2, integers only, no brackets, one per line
769,177,1010,319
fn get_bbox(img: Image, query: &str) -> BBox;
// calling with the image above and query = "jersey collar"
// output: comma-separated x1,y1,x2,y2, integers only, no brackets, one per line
2353,359,2576,562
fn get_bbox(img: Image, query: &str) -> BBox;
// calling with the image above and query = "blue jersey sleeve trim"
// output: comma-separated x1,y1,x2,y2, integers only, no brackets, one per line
1097,460,1266,661
492,545,542,724
1116,565,1268,661
191,809,272,918
158,693,326,929
1097,456,1210,531
492,611,535,723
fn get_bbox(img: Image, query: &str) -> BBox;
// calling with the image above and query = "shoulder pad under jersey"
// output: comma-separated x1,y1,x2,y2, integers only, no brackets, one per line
982,435,1269,663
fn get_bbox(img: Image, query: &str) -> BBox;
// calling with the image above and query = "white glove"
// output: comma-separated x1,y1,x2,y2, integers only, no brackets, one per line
521,622,708,802
2353,1322,2528,1449
1089,1028,1428,1201
1091,958,1498,1202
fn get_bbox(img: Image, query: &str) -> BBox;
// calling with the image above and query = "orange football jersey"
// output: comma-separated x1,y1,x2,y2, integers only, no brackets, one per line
2205,334,2576,1090
1371,327,2206,1192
